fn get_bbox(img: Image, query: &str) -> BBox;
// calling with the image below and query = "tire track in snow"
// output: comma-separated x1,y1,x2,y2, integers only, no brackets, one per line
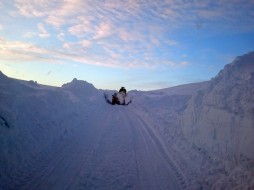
66,110,115,190
130,110,188,190
10,123,86,190
128,113,162,190
9,105,186,190
123,108,181,190
10,107,112,190
70,107,139,190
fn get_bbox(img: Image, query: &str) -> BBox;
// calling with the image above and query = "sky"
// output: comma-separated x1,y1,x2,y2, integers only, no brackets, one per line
0,0,254,90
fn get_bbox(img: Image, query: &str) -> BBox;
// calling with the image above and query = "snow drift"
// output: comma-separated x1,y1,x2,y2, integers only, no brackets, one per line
181,52,254,160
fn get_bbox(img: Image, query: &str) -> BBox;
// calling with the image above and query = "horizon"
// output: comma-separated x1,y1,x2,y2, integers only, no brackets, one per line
1,0,254,90
0,69,209,91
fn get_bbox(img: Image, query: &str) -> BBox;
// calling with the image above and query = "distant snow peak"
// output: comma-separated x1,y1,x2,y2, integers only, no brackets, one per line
62,78,95,89
61,78,98,97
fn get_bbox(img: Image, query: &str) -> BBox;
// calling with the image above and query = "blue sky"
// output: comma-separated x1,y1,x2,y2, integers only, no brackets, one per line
0,0,254,90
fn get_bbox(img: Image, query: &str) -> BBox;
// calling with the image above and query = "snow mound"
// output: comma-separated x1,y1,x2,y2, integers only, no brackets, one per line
62,78,98,98
181,51,254,160
216,51,254,81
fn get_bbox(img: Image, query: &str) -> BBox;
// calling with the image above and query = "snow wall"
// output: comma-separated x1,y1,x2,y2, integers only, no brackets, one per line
181,52,254,160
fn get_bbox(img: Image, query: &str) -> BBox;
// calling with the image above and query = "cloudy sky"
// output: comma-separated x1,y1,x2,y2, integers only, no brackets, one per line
1,0,254,90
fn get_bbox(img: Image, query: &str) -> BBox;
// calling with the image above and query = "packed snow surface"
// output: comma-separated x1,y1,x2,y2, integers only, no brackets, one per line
1,52,254,190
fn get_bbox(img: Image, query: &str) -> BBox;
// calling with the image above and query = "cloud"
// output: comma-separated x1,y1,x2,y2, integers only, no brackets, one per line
0,38,52,62
23,31,36,38
14,0,86,26
14,0,53,17
56,0,84,17
57,32,65,41
0,37,142,68
0,36,183,70
5,0,254,70
63,40,91,50
117,28,144,42
45,15,65,28
179,61,189,67
93,22,112,39
13,0,254,30
68,18,94,37
81,40,92,47
37,23,50,38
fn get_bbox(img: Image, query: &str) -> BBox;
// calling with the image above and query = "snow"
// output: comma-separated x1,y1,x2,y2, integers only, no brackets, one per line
1,52,254,190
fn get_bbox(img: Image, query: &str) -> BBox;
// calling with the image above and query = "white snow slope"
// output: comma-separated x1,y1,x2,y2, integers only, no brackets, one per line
0,52,254,190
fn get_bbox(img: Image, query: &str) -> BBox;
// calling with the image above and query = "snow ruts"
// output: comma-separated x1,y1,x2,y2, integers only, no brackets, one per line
9,106,185,190
128,110,188,190
10,107,109,190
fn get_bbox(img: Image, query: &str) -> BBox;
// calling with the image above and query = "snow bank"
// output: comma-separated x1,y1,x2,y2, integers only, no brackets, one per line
0,74,101,189
177,52,254,189
181,52,254,159
129,52,254,189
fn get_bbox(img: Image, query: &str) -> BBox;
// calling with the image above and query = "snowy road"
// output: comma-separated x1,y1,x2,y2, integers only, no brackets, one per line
11,105,185,190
